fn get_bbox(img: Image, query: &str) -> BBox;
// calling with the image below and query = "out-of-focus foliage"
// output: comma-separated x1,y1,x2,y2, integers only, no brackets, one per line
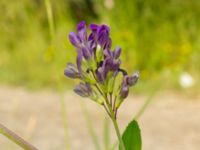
0,0,199,90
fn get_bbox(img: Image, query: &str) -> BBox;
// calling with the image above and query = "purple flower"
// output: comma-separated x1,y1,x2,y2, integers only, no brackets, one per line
126,71,139,86
64,63,80,79
65,21,139,111
69,21,93,61
76,50,83,73
119,84,129,99
97,25,111,49
89,24,111,50
96,57,120,83
119,72,139,100
82,47,92,60
113,46,121,59
103,47,122,72
96,66,106,83
77,21,87,43
68,32,81,48
104,46,121,59
68,21,87,48
74,82,92,97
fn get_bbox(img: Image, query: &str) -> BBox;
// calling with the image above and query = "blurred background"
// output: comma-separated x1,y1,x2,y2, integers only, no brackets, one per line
0,0,200,150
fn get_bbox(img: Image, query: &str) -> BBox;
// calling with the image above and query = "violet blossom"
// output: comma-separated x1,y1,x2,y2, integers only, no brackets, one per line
64,21,139,116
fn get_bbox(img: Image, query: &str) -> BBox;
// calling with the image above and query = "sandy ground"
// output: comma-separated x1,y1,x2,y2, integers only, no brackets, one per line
0,86,200,150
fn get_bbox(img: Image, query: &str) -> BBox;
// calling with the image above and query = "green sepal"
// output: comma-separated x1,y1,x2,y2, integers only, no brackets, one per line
113,72,123,97
90,95,104,105
88,58,96,71
83,71,96,84
115,97,123,109
106,72,114,93
96,45,103,63
107,74,116,94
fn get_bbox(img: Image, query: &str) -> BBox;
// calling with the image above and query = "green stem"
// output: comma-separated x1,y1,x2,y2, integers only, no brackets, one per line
103,117,110,150
104,97,125,150
110,114,125,150
0,123,38,150
92,78,125,150
45,0,55,40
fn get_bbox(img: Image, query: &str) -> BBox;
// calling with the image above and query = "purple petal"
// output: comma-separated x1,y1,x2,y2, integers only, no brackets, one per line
119,84,129,99
68,32,81,47
88,32,95,41
76,50,82,73
74,82,92,97
96,25,110,47
96,67,106,83
87,40,96,52
103,49,113,58
82,47,92,60
77,21,87,43
64,63,80,79
90,24,98,31
77,21,86,31
98,31,108,46
112,59,121,70
113,46,121,59
104,37,112,49
127,71,139,86
97,25,110,35
104,58,120,71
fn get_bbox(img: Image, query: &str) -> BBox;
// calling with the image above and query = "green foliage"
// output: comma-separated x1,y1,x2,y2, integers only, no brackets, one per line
120,120,142,150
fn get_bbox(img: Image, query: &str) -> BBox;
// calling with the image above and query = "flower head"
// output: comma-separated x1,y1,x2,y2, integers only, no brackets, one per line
65,21,139,117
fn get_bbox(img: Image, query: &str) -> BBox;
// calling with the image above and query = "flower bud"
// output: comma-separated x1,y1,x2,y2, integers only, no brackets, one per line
127,71,139,86
113,46,121,59
96,67,106,83
74,83,92,97
64,63,80,79
97,25,110,47
68,32,81,48
82,47,92,60
119,84,129,99
77,21,87,43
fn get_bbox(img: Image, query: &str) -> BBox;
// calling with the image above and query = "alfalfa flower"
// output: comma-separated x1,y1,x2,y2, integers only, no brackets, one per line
64,21,139,118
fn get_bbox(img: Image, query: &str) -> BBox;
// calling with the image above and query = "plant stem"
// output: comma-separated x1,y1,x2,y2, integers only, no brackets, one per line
104,97,125,150
93,80,125,150
103,104,112,118
109,93,112,107
45,0,55,40
110,116,125,150
103,117,110,150
0,123,38,150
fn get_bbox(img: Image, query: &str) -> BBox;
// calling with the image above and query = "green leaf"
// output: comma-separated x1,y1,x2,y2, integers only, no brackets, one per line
119,120,142,150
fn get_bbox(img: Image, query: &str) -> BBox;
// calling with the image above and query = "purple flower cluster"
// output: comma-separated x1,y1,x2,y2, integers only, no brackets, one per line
65,21,139,110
